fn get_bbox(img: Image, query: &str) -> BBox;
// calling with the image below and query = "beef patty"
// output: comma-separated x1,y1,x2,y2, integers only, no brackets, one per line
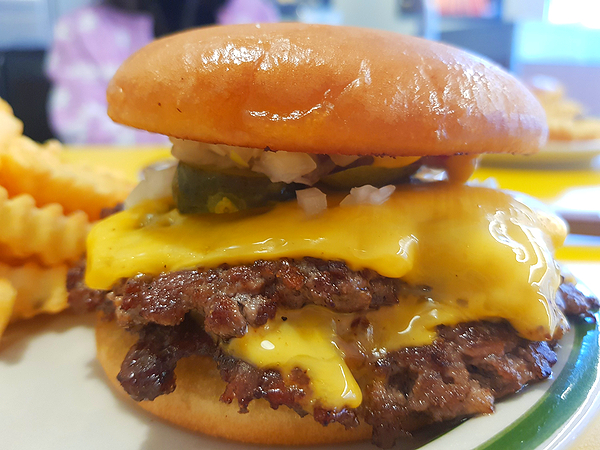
68,257,598,448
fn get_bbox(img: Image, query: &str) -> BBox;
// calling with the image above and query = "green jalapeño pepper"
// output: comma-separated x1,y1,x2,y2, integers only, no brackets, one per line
173,162,300,214
318,162,420,191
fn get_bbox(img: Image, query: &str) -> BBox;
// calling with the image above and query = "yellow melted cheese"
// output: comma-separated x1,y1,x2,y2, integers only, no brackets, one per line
86,183,569,410
226,306,363,409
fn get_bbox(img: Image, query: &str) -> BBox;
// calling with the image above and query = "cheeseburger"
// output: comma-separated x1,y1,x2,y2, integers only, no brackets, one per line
69,23,597,448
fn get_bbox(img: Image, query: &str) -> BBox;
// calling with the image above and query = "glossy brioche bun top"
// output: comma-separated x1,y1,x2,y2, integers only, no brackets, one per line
107,23,547,157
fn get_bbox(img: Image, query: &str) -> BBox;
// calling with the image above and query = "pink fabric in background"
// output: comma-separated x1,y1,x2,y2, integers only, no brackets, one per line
218,0,280,24
46,1,280,145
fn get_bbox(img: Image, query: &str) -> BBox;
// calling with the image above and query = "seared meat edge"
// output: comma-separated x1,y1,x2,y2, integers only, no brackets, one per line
68,258,598,448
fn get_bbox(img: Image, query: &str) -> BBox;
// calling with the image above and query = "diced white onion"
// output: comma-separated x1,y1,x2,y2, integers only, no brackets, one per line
340,184,396,206
412,166,447,182
468,177,499,189
124,161,177,209
296,187,328,217
170,138,262,169
252,151,318,184
295,155,336,186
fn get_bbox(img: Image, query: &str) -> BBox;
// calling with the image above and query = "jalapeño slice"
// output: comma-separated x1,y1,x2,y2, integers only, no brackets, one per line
173,162,299,214
318,162,421,191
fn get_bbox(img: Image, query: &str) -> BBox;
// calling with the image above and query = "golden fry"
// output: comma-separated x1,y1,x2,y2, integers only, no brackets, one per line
0,262,68,322
530,79,600,141
547,117,600,141
0,186,90,265
0,98,12,114
0,135,134,220
0,278,17,338
0,98,23,147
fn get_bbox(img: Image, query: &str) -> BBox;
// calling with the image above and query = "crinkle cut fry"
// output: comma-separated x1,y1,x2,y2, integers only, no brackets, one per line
0,98,23,147
0,185,90,265
0,261,68,322
0,136,134,221
0,279,17,338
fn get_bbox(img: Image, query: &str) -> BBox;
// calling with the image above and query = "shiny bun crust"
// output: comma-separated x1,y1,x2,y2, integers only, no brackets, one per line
96,319,372,445
107,23,546,156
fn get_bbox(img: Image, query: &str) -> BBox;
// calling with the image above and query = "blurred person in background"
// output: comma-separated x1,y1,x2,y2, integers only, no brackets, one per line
46,0,280,145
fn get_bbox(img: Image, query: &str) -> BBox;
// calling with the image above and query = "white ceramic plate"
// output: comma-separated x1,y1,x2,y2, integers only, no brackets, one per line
0,264,599,450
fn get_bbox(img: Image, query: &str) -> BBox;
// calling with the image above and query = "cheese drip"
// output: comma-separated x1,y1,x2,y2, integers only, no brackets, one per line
86,183,568,342
224,296,491,410
226,306,362,409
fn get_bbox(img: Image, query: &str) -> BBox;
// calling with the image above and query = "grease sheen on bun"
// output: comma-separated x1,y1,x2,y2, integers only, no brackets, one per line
96,320,372,445
107,23,547,157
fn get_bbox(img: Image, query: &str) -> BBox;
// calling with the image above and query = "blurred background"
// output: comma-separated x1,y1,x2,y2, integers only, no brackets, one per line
0,0,598,144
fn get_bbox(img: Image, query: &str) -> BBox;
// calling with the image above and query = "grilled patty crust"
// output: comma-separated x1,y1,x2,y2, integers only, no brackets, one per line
69,257,597,447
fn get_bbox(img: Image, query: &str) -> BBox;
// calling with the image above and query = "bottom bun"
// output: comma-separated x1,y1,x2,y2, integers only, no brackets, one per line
96,319,372,445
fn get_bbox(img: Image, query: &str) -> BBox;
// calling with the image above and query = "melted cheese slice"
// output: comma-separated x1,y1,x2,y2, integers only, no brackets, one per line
86,183,568,409
226,306,363,409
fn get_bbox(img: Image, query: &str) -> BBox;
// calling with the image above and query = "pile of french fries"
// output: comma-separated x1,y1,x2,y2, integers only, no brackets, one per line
0,98,134,340
530,78,600,141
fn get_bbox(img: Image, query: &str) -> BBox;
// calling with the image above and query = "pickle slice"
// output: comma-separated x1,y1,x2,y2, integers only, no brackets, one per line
318,162,420,190
173,163,299,214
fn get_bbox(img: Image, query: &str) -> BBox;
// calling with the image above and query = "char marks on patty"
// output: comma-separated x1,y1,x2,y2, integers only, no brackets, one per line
557,281,599,317
364,321,557,448
108,258,405,338
118,316,216,401
67,257,598,448
116,316,560,448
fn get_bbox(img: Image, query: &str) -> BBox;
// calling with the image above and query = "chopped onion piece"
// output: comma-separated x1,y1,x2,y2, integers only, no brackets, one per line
124,161,177,209
171,139,262,169
468,177,499,189
330,154,360,167
223,145,263,166
171,139,233,169
412,166,447,182
295,155,336,186
252,151,317,184
340,184,396,206
296,188,328,217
